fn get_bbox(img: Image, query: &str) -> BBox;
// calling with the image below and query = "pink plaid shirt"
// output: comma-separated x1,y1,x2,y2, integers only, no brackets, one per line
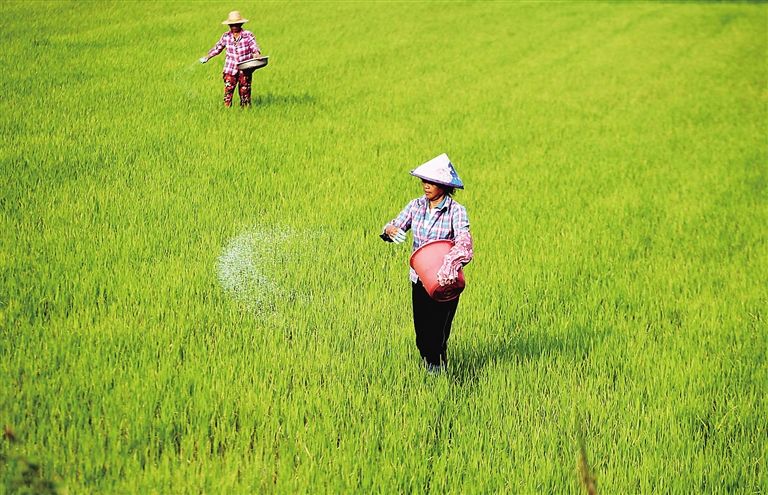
386,196,474,283
207,30,261,75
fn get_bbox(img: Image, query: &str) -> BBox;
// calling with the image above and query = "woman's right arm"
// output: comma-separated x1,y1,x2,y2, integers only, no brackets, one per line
381,200,416,242
206,34,227,59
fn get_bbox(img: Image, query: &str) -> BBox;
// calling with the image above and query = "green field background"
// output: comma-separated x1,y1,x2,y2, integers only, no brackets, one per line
1,1,766,493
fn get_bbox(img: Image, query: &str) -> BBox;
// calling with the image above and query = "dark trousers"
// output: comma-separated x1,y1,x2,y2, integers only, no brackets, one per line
412,281,460,367
223,71,252,107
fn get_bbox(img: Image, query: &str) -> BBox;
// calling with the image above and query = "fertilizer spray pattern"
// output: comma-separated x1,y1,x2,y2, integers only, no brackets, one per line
217,227,290,313
217,226,316,313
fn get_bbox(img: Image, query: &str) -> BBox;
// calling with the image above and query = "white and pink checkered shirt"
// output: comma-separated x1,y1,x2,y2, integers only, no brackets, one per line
207,30,261,76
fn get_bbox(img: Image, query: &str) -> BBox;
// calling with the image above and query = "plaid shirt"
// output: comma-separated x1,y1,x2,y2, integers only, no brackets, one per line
388,196,472,282
207,30,261,76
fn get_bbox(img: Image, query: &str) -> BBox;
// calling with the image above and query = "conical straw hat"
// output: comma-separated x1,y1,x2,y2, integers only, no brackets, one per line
410,153,464,189
222,11,248,25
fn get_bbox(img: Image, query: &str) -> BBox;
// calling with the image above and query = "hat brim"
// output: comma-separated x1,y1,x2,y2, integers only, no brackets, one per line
222,19,248,25
410,171,464,189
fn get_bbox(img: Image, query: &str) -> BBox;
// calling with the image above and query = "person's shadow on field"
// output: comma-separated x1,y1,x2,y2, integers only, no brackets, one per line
252,92,315,107
447,326,609,389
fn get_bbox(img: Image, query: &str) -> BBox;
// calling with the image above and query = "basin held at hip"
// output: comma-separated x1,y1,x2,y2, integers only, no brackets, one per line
409,239,466,302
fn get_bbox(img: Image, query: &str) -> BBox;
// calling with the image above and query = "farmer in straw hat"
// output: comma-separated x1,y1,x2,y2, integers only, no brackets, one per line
381,154,474,373
200,11,262,107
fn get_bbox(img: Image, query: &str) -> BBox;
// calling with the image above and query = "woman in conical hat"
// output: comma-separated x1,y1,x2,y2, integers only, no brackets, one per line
381,153,474,373
199,11,262,107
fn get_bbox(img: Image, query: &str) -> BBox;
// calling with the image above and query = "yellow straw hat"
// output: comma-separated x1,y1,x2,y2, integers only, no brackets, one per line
222,11,248,25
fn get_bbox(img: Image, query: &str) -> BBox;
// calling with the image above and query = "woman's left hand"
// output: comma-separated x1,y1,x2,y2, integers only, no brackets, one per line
436,265,457,286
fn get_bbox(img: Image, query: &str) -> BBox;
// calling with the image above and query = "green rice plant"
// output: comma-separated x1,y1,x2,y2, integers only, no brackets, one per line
1,1,766,493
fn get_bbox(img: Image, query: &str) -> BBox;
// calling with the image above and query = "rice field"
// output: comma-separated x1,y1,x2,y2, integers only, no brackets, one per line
1,1,766,493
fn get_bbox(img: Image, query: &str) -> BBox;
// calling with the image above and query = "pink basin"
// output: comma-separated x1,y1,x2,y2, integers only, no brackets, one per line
409,239,466,302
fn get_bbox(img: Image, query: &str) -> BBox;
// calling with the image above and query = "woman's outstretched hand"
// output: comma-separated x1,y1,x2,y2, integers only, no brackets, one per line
384,225,406,244
199,57,208,64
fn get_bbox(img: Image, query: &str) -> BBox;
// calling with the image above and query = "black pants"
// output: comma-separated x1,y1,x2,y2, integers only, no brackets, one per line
412,281,460,367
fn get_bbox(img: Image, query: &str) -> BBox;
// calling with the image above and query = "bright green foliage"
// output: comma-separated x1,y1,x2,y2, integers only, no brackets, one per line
1,1,766,493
